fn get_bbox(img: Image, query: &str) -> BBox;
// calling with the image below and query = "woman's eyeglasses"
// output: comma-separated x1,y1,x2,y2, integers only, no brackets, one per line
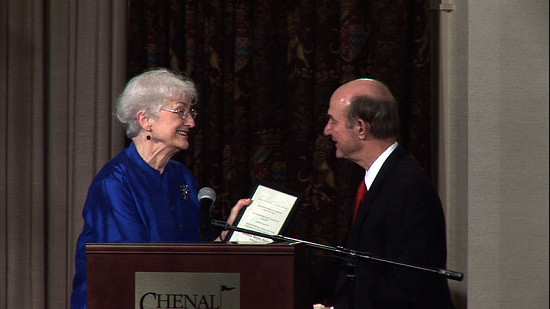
161,108,198,120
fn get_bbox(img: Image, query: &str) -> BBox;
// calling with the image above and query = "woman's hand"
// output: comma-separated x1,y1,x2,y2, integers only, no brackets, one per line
216,198,251,241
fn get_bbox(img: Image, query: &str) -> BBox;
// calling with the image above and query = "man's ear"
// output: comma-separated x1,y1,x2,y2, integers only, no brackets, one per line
136,110,152,131
356,119,370,140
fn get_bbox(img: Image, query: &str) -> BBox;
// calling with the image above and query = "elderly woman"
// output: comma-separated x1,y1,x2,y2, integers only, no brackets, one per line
70,68,250,309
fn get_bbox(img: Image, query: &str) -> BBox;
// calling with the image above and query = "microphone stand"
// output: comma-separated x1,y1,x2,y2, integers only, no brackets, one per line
211,219,464,281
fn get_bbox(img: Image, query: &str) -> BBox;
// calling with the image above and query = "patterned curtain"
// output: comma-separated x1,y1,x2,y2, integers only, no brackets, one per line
127,0,434,249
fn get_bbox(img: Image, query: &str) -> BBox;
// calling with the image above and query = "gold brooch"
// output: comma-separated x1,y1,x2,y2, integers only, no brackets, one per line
179,184,190,200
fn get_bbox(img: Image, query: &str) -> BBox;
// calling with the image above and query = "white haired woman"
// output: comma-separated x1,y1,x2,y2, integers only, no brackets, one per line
70,68,250,309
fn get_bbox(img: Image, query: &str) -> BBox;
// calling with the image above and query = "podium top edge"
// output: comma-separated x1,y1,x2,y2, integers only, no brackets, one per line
85,242,304,254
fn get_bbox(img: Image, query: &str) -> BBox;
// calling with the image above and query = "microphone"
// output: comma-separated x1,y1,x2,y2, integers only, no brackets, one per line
198,187,216,241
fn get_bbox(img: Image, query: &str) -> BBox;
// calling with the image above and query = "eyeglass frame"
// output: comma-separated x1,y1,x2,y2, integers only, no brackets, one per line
160,107,198,120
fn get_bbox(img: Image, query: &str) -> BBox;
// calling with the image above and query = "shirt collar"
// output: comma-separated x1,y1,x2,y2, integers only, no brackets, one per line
364,142,398,190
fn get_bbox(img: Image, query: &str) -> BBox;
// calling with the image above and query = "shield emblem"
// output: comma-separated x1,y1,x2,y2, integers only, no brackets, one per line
339,7,365,63
234,22,250,73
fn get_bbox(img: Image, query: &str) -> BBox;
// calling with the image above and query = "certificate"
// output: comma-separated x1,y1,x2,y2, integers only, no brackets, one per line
227,183,300,243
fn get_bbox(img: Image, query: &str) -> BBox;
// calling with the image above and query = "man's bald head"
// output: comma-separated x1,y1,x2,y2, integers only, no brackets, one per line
332,78,395,104
330,78,400,140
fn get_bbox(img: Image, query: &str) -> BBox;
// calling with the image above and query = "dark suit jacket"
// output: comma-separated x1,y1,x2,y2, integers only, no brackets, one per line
332,145,454,309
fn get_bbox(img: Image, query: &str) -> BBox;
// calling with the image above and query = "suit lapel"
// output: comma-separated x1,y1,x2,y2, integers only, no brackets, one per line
348,145,407,247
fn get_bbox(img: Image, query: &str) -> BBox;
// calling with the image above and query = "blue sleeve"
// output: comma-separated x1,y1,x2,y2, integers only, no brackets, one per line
71,171,149,309
83,173,149,243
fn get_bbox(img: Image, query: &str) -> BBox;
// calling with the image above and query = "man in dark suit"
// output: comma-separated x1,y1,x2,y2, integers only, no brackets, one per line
318,78,454,308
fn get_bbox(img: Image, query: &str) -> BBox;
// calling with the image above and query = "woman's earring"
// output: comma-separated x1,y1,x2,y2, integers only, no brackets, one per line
146,135,151,140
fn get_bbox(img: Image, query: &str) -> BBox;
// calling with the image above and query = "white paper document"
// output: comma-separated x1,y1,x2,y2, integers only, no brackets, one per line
228,184,299,243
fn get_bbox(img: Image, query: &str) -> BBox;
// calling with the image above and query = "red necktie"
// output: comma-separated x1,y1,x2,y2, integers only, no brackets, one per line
352,179,368,223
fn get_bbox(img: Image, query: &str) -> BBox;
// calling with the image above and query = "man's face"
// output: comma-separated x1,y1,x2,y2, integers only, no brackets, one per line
323,96,361,160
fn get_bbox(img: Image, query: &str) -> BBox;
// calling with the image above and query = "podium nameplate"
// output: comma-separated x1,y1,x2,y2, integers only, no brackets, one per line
136,272,239,309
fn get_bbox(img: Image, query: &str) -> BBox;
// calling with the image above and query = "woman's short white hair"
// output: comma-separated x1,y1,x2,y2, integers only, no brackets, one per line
115,68,198,138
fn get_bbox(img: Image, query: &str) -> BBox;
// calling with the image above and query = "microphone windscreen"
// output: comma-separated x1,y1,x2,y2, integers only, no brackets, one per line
198,187,216,203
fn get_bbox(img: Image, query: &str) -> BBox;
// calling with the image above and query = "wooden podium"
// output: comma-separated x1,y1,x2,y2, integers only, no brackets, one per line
86,242,310,309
